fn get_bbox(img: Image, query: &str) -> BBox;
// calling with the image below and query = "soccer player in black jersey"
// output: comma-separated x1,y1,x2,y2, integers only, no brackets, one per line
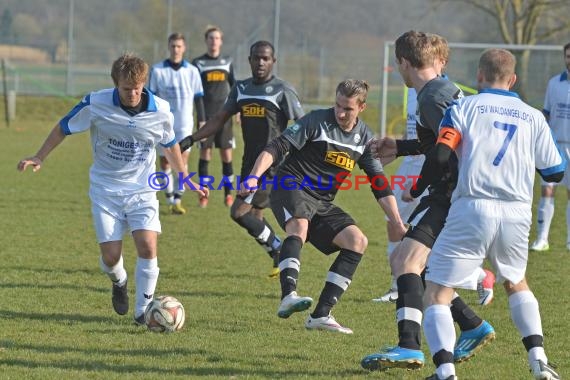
192,26,236,208
180,41,304,278
239,79,407,333
361,31,495,372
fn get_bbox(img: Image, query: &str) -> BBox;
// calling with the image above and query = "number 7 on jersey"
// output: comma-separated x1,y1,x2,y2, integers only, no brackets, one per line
493,121,517,166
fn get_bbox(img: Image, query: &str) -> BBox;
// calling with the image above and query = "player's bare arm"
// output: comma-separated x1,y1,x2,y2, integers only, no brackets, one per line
18,124,66,172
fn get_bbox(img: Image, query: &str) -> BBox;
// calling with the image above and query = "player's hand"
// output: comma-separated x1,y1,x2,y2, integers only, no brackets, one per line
238,176,259,198
194,185,209,199
17,156,43,172
368,137,397,164
388,220,408,241
401,185,414,203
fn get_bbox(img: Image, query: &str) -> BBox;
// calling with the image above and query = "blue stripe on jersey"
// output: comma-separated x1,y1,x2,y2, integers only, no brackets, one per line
560,71,568,82
479,88,520,98
146,88,157,112
112,88,120,106
112,87,157,112
163,59,189,68
161,138,177,148
194,92,204,99
440,106,455,128
543,109,551,116
59,94,91,135
539,160,567,176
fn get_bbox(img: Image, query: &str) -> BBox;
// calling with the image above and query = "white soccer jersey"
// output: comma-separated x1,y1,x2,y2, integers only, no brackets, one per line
440,88,565,204
543,71,570,143
406,88,418,140
149,60,204,140
59,88,176,196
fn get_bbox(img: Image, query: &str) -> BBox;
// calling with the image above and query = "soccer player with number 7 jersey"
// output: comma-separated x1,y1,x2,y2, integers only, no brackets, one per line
417,49,565,380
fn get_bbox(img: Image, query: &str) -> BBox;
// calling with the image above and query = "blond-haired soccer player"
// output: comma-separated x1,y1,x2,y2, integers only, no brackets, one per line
18,54,208,325
419,49,563,380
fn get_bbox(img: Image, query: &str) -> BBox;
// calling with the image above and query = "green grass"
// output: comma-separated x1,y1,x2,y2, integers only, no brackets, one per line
1,96,568,379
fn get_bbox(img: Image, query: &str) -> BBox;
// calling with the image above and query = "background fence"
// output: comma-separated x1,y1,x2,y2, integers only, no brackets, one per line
0,0,566,133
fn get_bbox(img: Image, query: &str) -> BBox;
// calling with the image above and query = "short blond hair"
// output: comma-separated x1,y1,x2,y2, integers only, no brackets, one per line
110,53,148,86
478,49,516,83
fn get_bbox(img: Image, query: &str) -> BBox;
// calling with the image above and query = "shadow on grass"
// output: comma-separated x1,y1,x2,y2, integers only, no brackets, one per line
0,310,116,324
0,281,106,293
3,265,96,276
0,358,366,378
0,340,207,357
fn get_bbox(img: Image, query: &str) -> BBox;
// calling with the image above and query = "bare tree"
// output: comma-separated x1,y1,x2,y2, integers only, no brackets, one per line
435,0,570,99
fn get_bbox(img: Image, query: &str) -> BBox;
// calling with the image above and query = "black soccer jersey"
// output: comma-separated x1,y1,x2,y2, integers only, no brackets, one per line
224,76,304,175
192,54,235,118
415,77,464,199
277,108,384,201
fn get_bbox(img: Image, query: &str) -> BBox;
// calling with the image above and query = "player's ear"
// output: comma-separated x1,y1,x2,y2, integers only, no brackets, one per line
508,73,517,89
359,102,367,113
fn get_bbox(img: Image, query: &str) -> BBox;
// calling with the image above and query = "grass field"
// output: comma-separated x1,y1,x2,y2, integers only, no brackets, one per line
1,96,568,379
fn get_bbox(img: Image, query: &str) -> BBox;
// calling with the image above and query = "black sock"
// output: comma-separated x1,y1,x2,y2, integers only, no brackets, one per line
222,161,234,197
450,296,482,331
396,273,424,350
234,213,281,261
279,236,303,299
198,159,209,178
522,335,544,351
312,249,362,318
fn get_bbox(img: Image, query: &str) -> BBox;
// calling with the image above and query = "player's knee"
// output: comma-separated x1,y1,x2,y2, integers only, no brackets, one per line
349,231,368,253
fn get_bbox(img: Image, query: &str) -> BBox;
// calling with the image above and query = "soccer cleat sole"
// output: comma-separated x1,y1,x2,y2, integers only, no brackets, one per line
277,299,312,319
454,331,496,363
361,356,424,371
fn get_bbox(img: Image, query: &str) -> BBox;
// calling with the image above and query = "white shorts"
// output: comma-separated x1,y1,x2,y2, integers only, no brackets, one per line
541,142,570,187
158,127,193,156
90,190,161,243
425,197,531,289
385,156,427,222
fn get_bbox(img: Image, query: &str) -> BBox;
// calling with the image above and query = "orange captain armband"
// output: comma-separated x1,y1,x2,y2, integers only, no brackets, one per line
436,127,461,150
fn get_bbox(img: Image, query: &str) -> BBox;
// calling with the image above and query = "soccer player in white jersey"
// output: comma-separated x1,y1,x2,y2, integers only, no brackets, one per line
18,54,208,325
149,33,206,215
373,88,425,303
419,49,564,380
531,42,570,252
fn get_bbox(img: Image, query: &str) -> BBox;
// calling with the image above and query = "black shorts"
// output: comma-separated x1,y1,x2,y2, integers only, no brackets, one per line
199,118,234,149
405,195,451,249
270,188,355,254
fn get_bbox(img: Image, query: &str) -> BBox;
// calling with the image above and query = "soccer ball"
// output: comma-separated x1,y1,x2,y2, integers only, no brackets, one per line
144,295,185,332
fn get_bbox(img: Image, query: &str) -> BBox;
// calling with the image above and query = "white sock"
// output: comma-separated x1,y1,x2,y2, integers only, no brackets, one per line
508,291,547,365
135,257,159,317
424,304,456,378
528,346,547,366
536,197,554,242
99,255,127,286
387,241,398,290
